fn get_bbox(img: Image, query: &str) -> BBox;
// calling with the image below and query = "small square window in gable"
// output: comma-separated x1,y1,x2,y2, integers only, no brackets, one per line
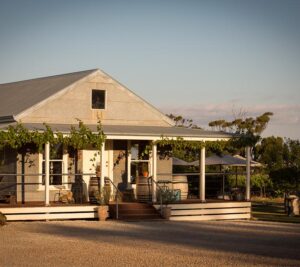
92,90,105,109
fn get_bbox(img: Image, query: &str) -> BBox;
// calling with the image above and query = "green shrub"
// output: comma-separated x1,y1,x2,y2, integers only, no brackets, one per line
157,189,178,206
95,186,111,205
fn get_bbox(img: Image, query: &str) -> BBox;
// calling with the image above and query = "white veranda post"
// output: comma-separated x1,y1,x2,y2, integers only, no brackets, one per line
127,140,131,186
100,143,105,189
152,143,157,203
246,146,251,201
199,146,206,202
44,142,50,206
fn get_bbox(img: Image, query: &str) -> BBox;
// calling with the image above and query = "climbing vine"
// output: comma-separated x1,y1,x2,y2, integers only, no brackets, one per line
0,120,106,153
140,136,229,159
155,136,228,152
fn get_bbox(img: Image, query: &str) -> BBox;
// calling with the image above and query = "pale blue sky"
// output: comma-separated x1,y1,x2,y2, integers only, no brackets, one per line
0,0,299,139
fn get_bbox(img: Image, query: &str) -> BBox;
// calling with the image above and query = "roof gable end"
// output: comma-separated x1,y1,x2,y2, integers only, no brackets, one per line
0,69,98,120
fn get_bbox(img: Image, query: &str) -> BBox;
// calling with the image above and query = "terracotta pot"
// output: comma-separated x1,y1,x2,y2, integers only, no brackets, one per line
161,206,171,220
142,171,149,177
97,206,109,221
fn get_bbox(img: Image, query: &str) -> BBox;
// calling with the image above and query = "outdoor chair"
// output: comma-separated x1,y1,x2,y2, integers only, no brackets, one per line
54,186,75,204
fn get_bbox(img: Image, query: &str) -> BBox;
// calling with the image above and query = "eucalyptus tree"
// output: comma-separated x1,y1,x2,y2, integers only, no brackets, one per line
209,112,274,154
166,114,202,129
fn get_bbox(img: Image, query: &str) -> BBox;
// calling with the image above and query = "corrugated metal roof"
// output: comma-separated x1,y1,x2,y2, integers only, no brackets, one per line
0,123,232,139
0,69,97,119
172,157,195,166
190,154,262,167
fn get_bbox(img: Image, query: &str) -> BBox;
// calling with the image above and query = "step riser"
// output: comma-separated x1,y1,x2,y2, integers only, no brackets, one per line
109,203,162,220
110,210,160,215
116,216,162,220
109,205,156,210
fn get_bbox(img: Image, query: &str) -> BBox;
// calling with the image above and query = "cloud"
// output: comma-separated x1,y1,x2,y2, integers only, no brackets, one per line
160,102,300,139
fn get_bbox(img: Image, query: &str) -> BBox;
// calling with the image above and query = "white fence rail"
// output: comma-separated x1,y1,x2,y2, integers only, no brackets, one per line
154,201,251,221
0,205,100,221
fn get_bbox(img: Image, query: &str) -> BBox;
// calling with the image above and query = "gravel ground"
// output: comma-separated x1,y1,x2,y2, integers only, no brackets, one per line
1,220,300,267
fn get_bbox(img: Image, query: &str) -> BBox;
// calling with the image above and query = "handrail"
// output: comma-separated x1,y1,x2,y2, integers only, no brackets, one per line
147,176,165,216
104,176,123,220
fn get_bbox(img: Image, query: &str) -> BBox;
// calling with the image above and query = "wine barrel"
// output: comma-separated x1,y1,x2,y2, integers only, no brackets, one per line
172,175,188,200
136,176,152,202
88,176,100,204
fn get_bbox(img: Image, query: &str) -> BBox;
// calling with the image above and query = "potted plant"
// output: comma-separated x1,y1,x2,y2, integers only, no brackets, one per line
95,186,111,221
158,189,177,220
0,212,7,226
142,170,149,177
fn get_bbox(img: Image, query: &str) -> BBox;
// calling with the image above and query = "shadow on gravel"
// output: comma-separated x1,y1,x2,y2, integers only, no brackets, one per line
25,220,300,261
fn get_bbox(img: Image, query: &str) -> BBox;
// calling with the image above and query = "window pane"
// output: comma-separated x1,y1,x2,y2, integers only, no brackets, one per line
92,90,105,109
130,141,149,160
42,161,63,185
130,162,149,184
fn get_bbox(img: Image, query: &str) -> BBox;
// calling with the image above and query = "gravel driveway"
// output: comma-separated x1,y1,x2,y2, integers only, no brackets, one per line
1,220,300,267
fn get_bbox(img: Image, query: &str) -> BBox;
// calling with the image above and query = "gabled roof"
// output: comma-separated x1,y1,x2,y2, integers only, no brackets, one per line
0,69,174,126
0,69,231,140
0,69,97,121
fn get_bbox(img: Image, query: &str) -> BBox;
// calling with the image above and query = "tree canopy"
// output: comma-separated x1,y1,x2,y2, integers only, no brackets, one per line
166,114,202,129
209,112,273,149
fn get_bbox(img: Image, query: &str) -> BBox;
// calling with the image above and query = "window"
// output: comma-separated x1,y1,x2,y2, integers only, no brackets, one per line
39,143,68,188
130,141,150,184
92,89,105,109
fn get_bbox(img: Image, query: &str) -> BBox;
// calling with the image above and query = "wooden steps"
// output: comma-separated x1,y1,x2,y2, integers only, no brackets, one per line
109,203,162,220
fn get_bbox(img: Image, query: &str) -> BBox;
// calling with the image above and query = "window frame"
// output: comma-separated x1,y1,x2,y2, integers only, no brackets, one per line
38,147,68,191
91,89,106,110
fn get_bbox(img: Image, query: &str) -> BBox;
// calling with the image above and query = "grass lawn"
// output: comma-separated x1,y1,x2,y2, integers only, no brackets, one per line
252,197,300,224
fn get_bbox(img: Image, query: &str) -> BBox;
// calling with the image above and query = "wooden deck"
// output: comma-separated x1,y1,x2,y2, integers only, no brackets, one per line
154,200,251,221
0,199,251,221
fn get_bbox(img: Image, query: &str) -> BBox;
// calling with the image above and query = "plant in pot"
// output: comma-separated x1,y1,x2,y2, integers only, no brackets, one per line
95,186,111,221
142,170,149,178
0,212,7,226
158,188,177,220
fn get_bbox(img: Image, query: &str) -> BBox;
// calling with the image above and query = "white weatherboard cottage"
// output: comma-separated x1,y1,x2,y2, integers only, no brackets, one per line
0,69,251,221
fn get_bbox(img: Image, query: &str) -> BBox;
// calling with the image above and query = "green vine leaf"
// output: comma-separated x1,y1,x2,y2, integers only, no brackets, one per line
0,120,106,154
